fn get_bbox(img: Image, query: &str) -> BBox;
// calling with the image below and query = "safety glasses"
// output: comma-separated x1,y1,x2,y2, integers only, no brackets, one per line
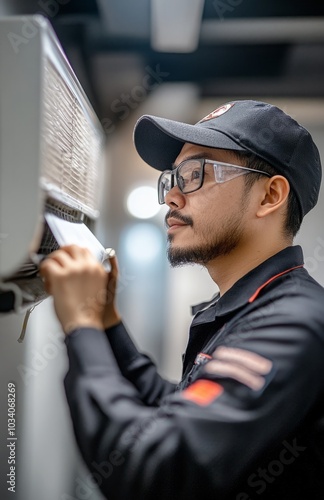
158,158,271,204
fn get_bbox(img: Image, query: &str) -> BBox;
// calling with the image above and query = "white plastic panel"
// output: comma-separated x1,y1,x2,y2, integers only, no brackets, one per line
0,15,105,279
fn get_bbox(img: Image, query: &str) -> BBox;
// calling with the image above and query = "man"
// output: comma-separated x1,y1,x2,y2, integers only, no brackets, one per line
40,100,324,499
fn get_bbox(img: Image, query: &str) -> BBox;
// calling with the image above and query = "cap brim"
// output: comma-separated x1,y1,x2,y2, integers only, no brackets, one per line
133,115,246,171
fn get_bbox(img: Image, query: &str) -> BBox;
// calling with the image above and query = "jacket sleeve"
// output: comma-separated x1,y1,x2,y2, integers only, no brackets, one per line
104,322,176,405
63,296,324,500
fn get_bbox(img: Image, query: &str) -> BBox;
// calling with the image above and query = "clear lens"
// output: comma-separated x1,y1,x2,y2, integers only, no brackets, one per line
158,159,204,204
158,170,174,204
177,160,203,193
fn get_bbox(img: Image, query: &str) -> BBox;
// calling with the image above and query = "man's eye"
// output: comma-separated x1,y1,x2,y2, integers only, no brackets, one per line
191,169,200,181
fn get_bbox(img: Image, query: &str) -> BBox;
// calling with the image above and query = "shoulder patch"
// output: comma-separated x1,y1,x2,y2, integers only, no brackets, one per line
205,346,273,391
182,380,223,406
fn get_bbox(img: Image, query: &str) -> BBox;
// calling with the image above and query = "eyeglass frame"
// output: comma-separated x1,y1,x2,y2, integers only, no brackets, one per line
157,158,272,205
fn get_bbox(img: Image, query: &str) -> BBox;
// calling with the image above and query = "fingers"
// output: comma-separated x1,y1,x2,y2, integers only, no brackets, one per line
39,245,116,298
108,253,119,280
53,244,92,262
40,245,93,270
43,248,74,268
39,245,97,294
102,250,121,328
39,256,65,295
36,244,116,332
61,244,92,260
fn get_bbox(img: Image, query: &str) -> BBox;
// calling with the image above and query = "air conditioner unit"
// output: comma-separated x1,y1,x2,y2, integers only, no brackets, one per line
0,16,106,315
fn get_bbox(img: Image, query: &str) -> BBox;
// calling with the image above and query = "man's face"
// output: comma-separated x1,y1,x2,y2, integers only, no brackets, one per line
165,143,252,267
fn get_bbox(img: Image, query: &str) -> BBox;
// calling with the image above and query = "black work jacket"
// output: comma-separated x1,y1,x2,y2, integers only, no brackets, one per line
64,245,324,499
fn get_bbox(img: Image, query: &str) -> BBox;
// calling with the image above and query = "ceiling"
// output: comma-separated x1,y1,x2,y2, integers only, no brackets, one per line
3,0,324,131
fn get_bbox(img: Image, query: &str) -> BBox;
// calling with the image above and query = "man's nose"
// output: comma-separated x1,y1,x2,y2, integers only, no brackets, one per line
165,185,186,209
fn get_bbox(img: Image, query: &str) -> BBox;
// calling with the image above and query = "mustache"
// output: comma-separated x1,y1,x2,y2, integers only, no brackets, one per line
165,210,193,228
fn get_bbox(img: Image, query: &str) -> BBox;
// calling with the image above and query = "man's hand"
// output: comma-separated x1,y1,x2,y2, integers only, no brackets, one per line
102,251,122,329
39,245,116,334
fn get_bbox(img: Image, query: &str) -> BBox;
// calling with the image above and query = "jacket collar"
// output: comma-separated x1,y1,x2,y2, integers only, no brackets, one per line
191,245,304,323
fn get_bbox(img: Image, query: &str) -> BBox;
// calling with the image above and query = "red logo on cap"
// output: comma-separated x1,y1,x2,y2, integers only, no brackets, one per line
199,103,234,123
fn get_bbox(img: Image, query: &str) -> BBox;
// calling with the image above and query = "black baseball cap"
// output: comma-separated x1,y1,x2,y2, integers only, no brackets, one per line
133,100,322,217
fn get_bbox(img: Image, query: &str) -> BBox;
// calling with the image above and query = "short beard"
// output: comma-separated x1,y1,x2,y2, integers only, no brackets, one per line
167,209,245,267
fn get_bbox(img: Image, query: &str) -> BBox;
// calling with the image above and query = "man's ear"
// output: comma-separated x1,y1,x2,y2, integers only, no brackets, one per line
256,175,290,218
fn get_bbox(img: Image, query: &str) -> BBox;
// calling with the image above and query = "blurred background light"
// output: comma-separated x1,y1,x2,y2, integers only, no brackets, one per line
126,185,161,219
123,223,164,263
